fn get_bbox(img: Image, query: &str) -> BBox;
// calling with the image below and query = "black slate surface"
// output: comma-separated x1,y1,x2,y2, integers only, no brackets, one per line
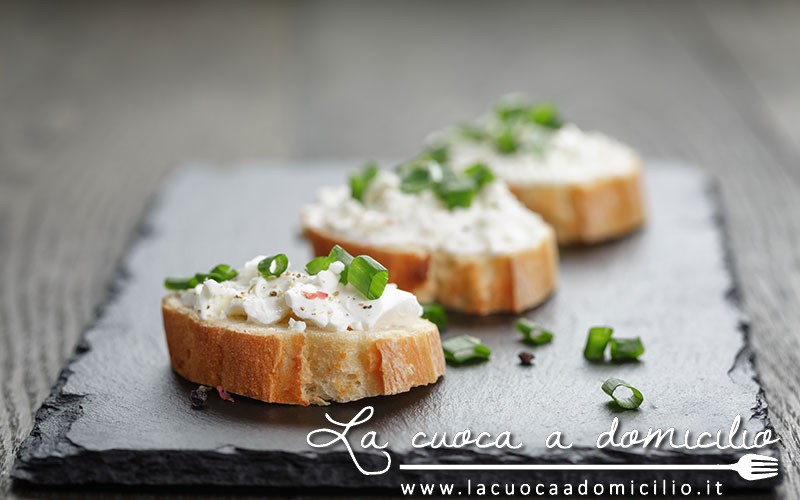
12,162,779,493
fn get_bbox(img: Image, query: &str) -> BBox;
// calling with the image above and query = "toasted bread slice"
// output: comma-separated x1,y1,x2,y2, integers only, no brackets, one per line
304,226,558,315
163,295,445,406
508,164,646,245
438,98,647,244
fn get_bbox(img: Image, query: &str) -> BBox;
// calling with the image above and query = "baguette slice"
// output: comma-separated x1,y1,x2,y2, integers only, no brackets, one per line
440,98,647,244
304,225,558,315
163,295,445,406
507,163,646,245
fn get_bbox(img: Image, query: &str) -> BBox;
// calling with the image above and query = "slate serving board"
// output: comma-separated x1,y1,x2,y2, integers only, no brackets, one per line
12,162,778,493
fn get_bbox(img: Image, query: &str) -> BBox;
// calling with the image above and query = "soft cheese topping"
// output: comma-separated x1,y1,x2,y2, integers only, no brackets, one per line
302,169,550,255
434,98,640,185
176,256,422,332
446,124,640,185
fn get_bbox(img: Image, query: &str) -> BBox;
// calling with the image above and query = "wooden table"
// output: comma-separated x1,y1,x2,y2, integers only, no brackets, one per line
1,1,798,498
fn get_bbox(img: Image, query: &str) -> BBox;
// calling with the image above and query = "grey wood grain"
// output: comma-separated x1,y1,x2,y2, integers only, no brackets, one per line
0,0,797,498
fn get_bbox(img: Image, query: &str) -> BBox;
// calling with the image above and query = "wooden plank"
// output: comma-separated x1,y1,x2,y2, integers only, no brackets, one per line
701,0,800,153
0,2,295,497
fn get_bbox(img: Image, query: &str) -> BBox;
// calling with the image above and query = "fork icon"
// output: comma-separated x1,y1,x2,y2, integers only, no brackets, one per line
701,454,779,481
400,453,780,481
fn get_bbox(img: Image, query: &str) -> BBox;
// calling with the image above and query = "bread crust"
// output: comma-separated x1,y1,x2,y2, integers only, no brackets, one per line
507,165,646,245
162,297,445,406
304,226,558,315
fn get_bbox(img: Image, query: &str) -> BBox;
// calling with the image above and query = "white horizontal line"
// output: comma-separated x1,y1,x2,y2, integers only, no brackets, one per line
399,464,723,471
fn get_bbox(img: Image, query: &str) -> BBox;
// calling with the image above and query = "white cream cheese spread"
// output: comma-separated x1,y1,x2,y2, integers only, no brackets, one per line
445,124,640,186
177,256,422,332
301,170,550,255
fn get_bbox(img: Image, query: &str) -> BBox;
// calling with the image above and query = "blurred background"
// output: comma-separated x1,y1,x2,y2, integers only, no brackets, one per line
1,0,800,497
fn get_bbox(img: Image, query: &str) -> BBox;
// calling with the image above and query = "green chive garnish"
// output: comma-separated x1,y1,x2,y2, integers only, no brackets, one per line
610,337,645,361
164,263,238,290
515,319,553,346
164,276,196,290
422,303,448,331
258,254,288,279
305,245,354,283
396,157,495,210
457,123,488,142
442,335,491,364
328,245,354,283
464,162,495,189
496,101,529,123
436,175,477,210
307,246,388,300
305,256,330,275
424,144,449,164
529,103,563,129
602,377,644,410
494,129,518,155
348,255,389,300
584,326,613,360
349,161,379,202
207,264,237,282
398,161,434,194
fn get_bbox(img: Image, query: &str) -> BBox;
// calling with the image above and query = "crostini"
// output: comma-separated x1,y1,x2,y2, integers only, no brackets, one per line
162,251,445,406
434,97,646,244
301,161,558,315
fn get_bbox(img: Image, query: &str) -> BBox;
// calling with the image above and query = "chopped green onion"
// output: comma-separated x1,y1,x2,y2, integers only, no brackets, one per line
164,276,196,290
602,377,644,410
442,335,491,364
258,253,288,279
515,319,553,346
305,256,330,275
396,157,494,210
457,123,488,141
164,263,238,290
436,175,477,210
422,303,448,331
529,103,563,129
348,255,388,300
464,162,495,188
584,326,613,360
423,144,449,164
328,245,354,283
610,337,645,361
398,161,434,194
349,161,379,202
494,129,518,155
496,101,530,123
305,245,355,283
207,264,238,282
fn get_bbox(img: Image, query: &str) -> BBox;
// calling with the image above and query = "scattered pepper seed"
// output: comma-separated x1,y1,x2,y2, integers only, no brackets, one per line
518,351,535,366
190,385,210,409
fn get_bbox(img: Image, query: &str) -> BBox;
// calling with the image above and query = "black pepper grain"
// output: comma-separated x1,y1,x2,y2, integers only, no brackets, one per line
190,385,210,409
518,351,535,366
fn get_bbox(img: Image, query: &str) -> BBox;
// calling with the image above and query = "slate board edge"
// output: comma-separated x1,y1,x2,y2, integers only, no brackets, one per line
10,163,780,492
706,176,775,441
